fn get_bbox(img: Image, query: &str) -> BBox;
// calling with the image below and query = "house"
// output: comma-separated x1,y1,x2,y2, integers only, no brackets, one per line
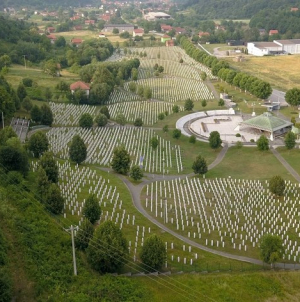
47,27,55,33
100,14,111,22
269,29,279,36
85,20,95,25
166,40,174,47
199,31,210,37
144,12,171,21
47,34,57,44
104,24,134,32
70,15,81,21
161,35,171,43
247,42,283,56
38,29,45,35
215,24,225,31
70,81,90,96
291,7,299,11
71,38,83,46
174,27,185,34
259,29,266,36
99,32,106,38
161,24,173,32
133,28,144,37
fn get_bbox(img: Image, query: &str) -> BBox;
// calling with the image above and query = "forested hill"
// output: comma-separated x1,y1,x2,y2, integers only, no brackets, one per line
0,0,98,9
182,0,300,19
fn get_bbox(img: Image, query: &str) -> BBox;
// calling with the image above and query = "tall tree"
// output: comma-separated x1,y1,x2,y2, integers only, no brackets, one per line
140,234,166,271
22,96,32,112
40,104,53,126
260,234,283,267
285,88,300,108
95,113,108,127
130,165,143,181
269,175,285,196
79,113,93,128
192,155,208,176
86,220,128,273
28,131,49,158
209,131,222,150
256,135,269,151
184,98,194,111
39,151,59,183
284,131,296,150
17,83,27,102
69,135,87,165
30,105,42,123
100,106,110,119
83,194,101,224
45,183,64,215
36,166,50,202
75,218,94,250
111,145,131,175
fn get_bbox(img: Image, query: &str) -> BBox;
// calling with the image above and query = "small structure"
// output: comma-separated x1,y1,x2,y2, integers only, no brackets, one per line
259,29,266,36
269,29,279,36
291,7,299,11
161,24,173,32
233,56,246,62
47,26,55,33
133,28,144,37
161,35,171,43
47,34,57,44
71,38,83,46
198,31,210,37
241,112,293,141
98,32,106,38
85,19,95,25
166,40,174,47
70,81,90,96
247,42,283,56
104,24,134,32
144,12,171,21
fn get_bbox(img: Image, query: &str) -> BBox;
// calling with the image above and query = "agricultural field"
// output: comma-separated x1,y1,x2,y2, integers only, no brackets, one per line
227,54,300,91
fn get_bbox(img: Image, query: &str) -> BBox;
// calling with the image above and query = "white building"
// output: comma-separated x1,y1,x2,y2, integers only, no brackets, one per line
144,12,171,21
248,39,300,56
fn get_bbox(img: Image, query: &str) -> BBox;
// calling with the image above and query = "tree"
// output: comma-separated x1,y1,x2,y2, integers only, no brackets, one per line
218,99,225,106
75,218,94,250
22,78,33,87
172,105,179,113
158,66,164,73
201,99,207,107
44,87,53,101
192,155,208,176
209,131,222,150
79,113,93,128
150,137,159,149
128,82,137,93
269,175,285,196
100,106,110,119
29,104,41,123
172,129,181,139
143,87,152,99
134,117,143,127
131,68,138,81
95,113,108,127
111,145,131,175
36,166,50,202
39,151,59,183
40,104,53,126
137,85,144,98
163,125,169,133
130,165,143,181
86,220,128,273
284,131,296,150
184,98,194,111
45,183,64,214
17,83,27,102
83,194,101,224
0,126,17,145
28,131,49,158
140,234,166,271
256,135,269,151
157,113,165,120
112,28,119,34
285,88,300,108
22,96,32,112
189,135,196,144
201,72,207,81
116,113,127,126
260,234,283,267
69,135,87,165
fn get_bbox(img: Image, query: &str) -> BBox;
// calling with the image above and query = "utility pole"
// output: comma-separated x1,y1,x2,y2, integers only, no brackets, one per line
64,225,78,276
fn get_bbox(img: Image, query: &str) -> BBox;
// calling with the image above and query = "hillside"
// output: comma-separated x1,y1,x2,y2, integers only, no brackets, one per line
182,0,300,19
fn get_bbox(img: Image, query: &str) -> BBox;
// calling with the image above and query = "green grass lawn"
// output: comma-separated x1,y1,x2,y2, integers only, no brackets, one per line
276,147,300,175
207,145,296,181
139,271,300,302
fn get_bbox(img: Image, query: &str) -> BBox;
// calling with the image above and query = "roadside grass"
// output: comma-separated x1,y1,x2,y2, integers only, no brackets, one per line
276,147,300,175
207,145,296,182
139,271,300,302
226,55,300,91
200,43,226,54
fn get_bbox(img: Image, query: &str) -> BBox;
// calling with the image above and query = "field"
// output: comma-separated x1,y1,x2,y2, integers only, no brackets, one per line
227,55,300,91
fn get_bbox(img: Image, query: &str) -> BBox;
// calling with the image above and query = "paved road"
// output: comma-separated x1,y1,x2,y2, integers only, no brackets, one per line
269,89,289,106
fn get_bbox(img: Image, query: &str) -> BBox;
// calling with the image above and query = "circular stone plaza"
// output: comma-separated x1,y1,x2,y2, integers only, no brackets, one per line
176,109,293,143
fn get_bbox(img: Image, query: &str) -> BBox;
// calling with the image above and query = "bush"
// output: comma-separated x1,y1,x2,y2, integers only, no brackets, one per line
95,114,108,127
189,135,196,143
157,113,165,120
235,133,241,137
172,129,181,139
134,118,143,127
83,194,101,224
79,113,93,128
22,78,33,87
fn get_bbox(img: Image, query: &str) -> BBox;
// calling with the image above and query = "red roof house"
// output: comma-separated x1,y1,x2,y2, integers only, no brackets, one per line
85,20,95,25
161,24,173,32
133,28,144,37
166,40,174,47
71,38,83,46
291,7,299,11
47,27,55,33
199,31,210,37
47,34,57,44
269,29,279,36
70,81,90,95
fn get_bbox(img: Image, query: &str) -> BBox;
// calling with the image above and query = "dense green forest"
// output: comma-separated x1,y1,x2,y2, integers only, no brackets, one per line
182,0,300,19
250,9,300,36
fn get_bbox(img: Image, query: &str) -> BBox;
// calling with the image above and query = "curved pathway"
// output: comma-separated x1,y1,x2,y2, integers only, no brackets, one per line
112,143,300,269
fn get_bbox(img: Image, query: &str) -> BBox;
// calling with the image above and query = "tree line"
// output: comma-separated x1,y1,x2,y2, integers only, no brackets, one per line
179,36,272,100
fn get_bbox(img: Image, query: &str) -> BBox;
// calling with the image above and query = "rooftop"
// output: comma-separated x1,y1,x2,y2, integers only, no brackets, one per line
70,81,90,90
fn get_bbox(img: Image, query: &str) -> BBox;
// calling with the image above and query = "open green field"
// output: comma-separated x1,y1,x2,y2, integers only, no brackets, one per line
140,271,300,302
226,55,300,91
207,145,296,181
277,147,300,175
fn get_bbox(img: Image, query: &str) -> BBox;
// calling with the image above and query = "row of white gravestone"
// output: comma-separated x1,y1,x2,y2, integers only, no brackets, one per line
107,101,183,126
124,77,214,102
106,88,139,105
46,127,183,173
144,176,300,261
49,102,97,126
